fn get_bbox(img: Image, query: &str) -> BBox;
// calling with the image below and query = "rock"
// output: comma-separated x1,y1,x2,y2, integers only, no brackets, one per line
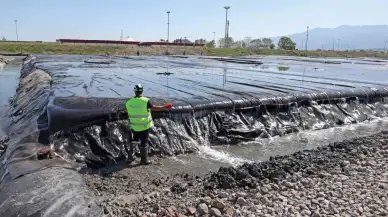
247,214,255,217
151,204,161,213
312,210,321,217
236,197,247,206
171,183,187,194
210,208,222,217
219,191,229,198
187,207,196,215
177,214,187,217
198,203,209,215
311,199,320,205
104,207,111,215
166,207,175,217
236,192,247,198
261,186,269,194
224,207,234,217
143,195,151,202
232,209,241,217
136,211,143,217
301,210,311,216
212,199,226,210
317,192,325,198
271,184,279,191
116,194,141,207
200,196,212,205
121,208,132,215
282,181,294,188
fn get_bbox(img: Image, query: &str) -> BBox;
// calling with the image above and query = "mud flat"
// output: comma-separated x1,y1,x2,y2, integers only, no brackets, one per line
83,132,388,217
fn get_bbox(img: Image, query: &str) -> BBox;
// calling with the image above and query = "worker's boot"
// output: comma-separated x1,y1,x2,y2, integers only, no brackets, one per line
140,147,150,165
125,141,138,165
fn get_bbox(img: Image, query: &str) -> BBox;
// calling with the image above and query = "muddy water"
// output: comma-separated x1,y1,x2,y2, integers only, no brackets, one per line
133,117,388,177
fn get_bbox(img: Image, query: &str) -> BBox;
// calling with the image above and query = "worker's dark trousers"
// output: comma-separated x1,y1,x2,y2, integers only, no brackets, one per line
127,129,149,162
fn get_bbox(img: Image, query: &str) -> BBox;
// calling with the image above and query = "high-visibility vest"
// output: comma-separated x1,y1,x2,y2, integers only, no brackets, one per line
125,97,153,132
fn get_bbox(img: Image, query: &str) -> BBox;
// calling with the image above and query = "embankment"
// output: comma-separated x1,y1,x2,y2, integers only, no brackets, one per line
0,56,102,217
1,42,388,58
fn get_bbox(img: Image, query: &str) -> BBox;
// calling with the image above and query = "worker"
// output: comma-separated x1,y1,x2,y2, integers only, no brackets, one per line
126,84,173,165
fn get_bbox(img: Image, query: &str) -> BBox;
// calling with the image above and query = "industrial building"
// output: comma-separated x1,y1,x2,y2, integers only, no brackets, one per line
56,39,206,47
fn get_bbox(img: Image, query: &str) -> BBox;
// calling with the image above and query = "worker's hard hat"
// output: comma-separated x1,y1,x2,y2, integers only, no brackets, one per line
134,84,144,92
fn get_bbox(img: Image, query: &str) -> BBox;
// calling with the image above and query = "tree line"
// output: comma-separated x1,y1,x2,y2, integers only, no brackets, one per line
162,36,297,50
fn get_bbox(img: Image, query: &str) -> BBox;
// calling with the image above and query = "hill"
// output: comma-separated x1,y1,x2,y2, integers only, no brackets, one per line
271,25,388,50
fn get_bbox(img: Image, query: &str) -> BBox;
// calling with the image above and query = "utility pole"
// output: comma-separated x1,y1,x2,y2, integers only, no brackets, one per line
224,6,230,48
305,26,309,51
213,32,216,47
14,20,22,54
337,39,340,50
227,20,230,47
167,11,171,42
166,11,171,55
384,40,387,53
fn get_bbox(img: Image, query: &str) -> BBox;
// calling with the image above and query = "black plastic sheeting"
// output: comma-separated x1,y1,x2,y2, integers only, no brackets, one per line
16,54,388,169
47,90,388,168
1,54,388,216
0,56,102,216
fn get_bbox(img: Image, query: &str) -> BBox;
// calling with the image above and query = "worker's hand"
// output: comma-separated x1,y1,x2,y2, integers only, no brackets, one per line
164,103,173,109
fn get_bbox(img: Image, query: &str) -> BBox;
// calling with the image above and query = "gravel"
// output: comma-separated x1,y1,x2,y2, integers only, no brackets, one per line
83,131,388,217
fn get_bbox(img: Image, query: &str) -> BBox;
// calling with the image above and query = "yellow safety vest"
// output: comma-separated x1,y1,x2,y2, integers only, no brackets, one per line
125,97,153,132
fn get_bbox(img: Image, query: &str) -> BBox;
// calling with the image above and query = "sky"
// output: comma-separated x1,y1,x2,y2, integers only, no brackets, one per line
1,0,387,42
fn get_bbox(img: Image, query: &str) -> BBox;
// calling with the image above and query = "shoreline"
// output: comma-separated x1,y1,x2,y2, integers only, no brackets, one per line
83,131,388,217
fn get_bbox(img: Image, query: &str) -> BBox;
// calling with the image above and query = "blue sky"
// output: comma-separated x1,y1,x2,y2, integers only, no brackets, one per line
1,0,387,42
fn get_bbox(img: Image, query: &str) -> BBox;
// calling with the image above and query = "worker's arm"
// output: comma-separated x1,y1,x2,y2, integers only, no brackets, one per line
151,105,168,111
148,101,173,111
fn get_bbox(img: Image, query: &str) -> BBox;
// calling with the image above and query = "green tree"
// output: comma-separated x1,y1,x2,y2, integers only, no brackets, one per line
278,37,296,50
262,38,274,49
206,40,215,48
218,37,234,48
269,44,275,50
249,39,263,49
195,38,207,44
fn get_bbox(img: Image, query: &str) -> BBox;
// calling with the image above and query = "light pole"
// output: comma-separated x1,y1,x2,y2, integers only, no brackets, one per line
224,6,230,48
305,26,309,51
332,40,335,51
167,11,170,42
166,11,171,55
337,39,340,50
120,29,123,41
14,20,22,54
213,32,216,47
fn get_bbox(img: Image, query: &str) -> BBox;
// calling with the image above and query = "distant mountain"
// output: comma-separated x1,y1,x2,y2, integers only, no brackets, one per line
271,25,388,50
